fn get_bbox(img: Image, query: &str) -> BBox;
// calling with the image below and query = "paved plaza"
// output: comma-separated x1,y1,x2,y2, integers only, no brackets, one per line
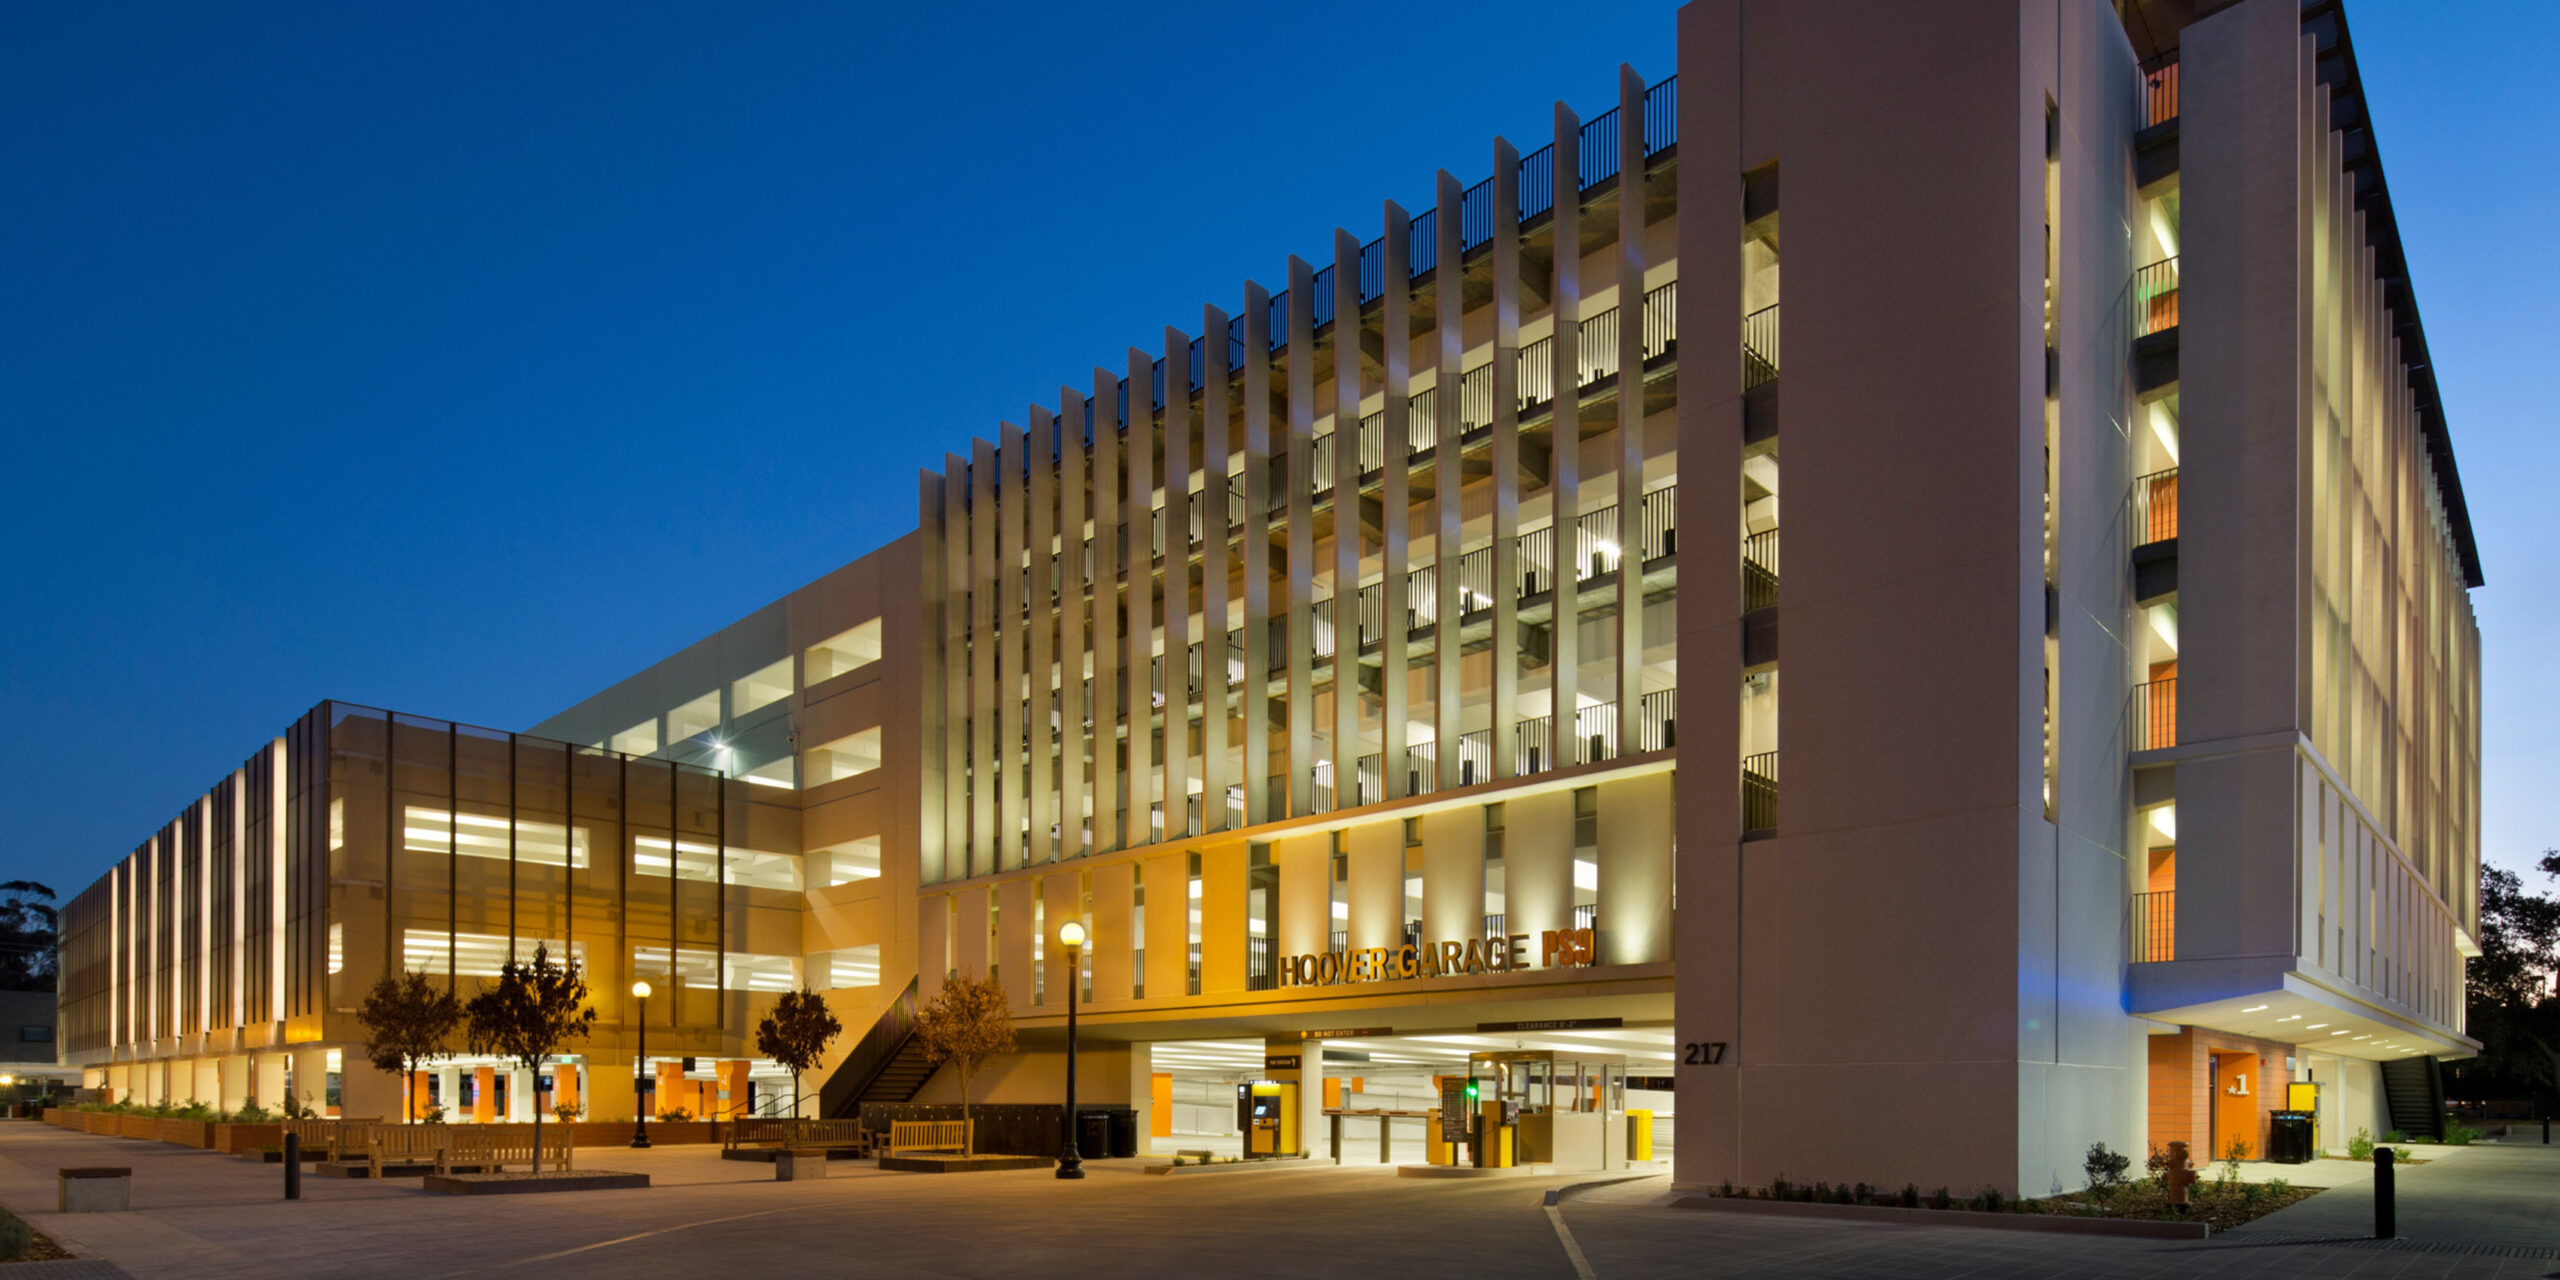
3,1123,2557,1278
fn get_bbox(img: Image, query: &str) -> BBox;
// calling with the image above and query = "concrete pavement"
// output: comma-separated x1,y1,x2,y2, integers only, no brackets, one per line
5,1121,2558,1279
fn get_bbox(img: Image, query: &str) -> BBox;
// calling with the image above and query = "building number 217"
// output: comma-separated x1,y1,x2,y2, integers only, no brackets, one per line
1681,1042,1729,1065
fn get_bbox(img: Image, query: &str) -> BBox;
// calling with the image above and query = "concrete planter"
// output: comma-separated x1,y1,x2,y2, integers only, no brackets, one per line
213,1123,282,1154
157,1119,215,1148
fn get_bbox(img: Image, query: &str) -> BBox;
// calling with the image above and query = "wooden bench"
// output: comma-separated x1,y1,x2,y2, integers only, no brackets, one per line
284,1117,380,1162
441,1125,573,1175
726,1118,874,1156
886,1119,973,1156
363,1124,452,1178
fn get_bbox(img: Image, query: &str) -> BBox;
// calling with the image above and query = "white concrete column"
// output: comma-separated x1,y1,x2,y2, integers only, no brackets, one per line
288,1046,331,1114
1125,346,1158,843
1422,806,1485,947
1613,64,1651,747
939,456,971,884
1028,405,1058,865
250,1054,288,1110
1348,821,1402,953
1489,137,1524,776
921,468,949,885
1380,203,1413,799
969,435,999,877
437,1066,461,1120
190,1057,219,1107
1285,258,1318,817
1432,173,1466,790
1598,772,1674,965
1162,328,1194,840
1507,789,1573,944
218,1054,251,1112
1331,231,1363,810
1090,367,1123,853
1200,305,1233,831
1548,103,1585,770
338,1054,404,1122
1240,283,1276,824
999,420,1028,871
510,1068,536,1121
1058,388,1090,858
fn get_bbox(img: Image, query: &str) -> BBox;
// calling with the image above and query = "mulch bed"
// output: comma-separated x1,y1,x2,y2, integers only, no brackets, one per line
2030,1180,2323,1232
5,1225,74,1264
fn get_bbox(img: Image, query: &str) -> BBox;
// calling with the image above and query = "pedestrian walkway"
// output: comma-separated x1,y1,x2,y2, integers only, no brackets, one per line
2226,1142,2560,1251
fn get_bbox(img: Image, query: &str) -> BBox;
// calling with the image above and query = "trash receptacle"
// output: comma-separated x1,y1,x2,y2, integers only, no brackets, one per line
2267,1111,2314,1164
1077,1110,1112,1159
1108,1109,1138,1158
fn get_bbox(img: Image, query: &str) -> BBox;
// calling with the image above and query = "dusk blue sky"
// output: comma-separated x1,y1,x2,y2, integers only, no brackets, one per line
4,2,2552,902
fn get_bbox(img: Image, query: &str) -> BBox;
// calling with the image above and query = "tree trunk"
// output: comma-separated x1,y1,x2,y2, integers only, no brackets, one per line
959,1065,972,1155
792,1069,801,1119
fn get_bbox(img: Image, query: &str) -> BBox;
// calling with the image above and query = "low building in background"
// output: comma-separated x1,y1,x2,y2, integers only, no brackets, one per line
56,0,2483,1192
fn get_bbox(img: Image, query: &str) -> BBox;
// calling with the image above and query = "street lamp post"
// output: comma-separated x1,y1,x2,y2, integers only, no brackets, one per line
1056,920,1086,1180
629,980,653,1149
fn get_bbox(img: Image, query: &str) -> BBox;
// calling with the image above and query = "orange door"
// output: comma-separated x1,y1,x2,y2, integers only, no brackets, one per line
2210,1052,2262,1159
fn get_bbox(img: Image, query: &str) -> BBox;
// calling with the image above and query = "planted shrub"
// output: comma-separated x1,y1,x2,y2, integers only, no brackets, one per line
2382,1129,2409,1145
1929,1187,1951,1210
2347,1127,2376,1161
2441,1121,2481,1146
0,1210,32,1262
1769,1176,1793,1201
1898,1184,1920,1208
2083,1141,2131,1209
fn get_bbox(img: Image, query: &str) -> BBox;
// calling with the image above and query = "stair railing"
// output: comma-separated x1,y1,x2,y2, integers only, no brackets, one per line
820,977,921,1119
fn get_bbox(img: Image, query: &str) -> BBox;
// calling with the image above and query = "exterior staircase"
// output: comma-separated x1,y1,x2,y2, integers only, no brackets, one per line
820,979,938,1120
2379,1055,2446,1141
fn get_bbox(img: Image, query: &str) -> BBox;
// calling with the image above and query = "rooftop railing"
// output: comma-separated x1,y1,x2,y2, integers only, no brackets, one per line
2132,257,2180,338
2132,889,2175,962
2134,467,2180,546
2134,677,2177,751
1743,304,1781,389
2140,50,2180,128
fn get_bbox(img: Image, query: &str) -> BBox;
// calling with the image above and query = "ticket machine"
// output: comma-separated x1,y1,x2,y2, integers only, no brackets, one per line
1238,1080,1298,1157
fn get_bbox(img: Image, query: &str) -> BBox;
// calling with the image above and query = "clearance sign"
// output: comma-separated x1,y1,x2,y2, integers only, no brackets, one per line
1278,927,1597,988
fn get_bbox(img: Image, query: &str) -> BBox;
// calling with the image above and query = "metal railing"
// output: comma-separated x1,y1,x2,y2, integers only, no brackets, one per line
1311,596,1337,660
1641,485,1679,561
1573,700,1619,764
1247,937,1277,990
1482,912,1507,937
1742,304,1781,389
1459,176,1496,252
1579,107,1621,190
1405,742,1436,796
1517,526,1555,597
1518,335,1556,411
1408,207,1438,278
2140,50,2180,128
1406,565,1439,629
1359,236,1386,305
2134,677,2177,751
2134,467,2180,545
1518,143,1555,223
1356,582,1383,649
1459,363,1494,431
1644,75,1678,156
1580,306,1621,387
1515,716,1552,775
1743,527,1781,612
2132,889,2175,962
1356,753,1382,806
1742,751,1779,835
1457,730,1491,786
1458,547,1493,617
1638,688,1677,751
1310,427,1336,496
1642,280,1678,362
1311,263,1337,328
1407,391,1437,456
2132,257,2180,337
1311,758,1335,810
1573,903,1599,933
1576,505,1621,581
1328,930,1348,956
1358,410,1386,475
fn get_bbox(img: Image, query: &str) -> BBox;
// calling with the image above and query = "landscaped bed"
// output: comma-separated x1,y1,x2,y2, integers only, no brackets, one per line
0,1207,72,1264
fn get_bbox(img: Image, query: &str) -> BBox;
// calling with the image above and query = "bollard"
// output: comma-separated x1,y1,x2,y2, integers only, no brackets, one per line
284,1132,300,1201
2543,1115,2550,1146
2372,1146,2394,1239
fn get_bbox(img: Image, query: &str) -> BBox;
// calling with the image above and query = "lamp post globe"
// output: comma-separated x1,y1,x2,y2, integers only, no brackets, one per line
1057,920,1087,1180
630,980,653,1149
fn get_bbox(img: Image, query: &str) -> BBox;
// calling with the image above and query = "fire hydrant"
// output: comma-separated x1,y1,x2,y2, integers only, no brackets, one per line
2165,1140,2198,1212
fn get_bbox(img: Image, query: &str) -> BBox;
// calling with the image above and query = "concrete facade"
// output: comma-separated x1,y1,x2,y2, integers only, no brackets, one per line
54,0,2480,1195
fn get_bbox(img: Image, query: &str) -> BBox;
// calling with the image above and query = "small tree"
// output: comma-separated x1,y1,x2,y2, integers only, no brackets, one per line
464,944,596,1173
755,988,843,1119
356,970,464,1124
2082,1141,2130,1211
912,974,1014,1153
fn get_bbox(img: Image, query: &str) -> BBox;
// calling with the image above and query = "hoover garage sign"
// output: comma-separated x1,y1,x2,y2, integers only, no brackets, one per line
1277,927,1596,988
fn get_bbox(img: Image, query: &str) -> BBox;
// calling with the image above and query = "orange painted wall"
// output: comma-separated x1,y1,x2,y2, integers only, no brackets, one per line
2146,1029,2296,1160
472,1067,496,1122
1150,1073,1173,1137
555,1064,579,1117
